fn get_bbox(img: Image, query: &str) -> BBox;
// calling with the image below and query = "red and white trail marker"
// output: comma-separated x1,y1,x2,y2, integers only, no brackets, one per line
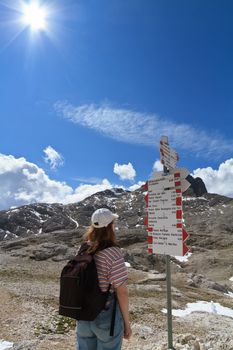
169,167,191,193
144,173,189,256
160,140,179,170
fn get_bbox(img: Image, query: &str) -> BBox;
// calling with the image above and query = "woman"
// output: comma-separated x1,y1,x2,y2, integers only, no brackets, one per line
76,208,132,350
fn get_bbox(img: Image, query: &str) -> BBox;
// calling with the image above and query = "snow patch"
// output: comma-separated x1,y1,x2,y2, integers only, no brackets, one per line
69,216,79,228
106,197,116,205
162,301,233,319
224,292,233,298
30,210,41,218
229,277,233,282
111,188,125,196
183,197,207,201
3,232,18,240
8,208,19,213
0,341,13,350
182,197,196,201
30,209,44,221
125,262,131,268
175,252,192,262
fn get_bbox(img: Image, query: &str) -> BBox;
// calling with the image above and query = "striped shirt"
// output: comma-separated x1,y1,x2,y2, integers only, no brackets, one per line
94,246,128,292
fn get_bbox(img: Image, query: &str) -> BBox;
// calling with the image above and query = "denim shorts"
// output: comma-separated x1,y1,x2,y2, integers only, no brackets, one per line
76,293,124,350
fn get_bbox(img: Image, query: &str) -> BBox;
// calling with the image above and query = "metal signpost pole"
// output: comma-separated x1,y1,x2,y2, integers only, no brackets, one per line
166,254,174,349
161,136,174,350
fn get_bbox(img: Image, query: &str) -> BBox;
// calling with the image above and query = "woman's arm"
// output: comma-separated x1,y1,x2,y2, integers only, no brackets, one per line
115,283,132,340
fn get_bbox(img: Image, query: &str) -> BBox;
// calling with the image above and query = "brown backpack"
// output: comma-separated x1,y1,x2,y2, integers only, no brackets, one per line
59,242,111,321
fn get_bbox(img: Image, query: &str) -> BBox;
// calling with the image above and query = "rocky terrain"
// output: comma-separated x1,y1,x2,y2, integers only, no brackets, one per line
0,176,233,350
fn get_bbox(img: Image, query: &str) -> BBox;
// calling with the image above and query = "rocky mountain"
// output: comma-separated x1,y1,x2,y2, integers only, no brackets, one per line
0,174,232,270
0,175,207,241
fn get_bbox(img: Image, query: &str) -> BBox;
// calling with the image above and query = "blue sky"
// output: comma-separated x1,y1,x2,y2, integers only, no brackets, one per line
0,0,233,210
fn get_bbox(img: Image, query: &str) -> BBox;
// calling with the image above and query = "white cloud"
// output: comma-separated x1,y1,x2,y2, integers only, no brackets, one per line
153,160,163,172
64,179,112,203
192,158,233,197
0,154,113,210
43,145,64,169
113,162,136,181
0,154,71,210
54,101,233,158
129,181,145,191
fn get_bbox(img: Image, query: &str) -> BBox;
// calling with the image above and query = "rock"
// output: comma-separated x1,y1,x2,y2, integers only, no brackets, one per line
132,324,153,339
205,281,229,293
137,273,166,284
30,243,68,260
187,278,197,287
186,274,229,293
0,228,6,240
192,340,201,350
52,254,73,262
180,334,196,344
205,341,213,348
13,340,40,349
200,344,206,350
175,344,189,350
184,176,207,197
129,284,162,292
42,215,77,233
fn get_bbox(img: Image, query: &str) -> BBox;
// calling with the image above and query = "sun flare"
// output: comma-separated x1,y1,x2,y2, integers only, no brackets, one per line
22,2,47,31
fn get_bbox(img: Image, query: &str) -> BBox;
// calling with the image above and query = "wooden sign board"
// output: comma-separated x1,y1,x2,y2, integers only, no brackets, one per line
160,141,179,170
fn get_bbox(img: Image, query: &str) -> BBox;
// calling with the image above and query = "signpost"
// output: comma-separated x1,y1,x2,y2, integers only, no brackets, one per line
160,139,179,170
144,136,190,350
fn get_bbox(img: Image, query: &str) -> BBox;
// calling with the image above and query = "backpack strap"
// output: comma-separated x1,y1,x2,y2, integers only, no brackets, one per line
110,292,117,337
80,241,117,336
103,285,116,337
77,242,90,255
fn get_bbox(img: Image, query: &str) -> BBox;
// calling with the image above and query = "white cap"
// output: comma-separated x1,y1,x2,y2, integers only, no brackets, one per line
91,208,119,228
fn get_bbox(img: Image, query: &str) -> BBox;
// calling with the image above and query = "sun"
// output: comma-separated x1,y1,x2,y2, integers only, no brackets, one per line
22,2,48,31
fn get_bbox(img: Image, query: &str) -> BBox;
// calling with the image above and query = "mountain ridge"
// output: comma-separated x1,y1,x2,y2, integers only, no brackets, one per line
0,175,208,241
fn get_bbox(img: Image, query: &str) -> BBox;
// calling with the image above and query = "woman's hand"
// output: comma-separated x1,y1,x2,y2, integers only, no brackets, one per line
124,322,132,340
115,284,132,340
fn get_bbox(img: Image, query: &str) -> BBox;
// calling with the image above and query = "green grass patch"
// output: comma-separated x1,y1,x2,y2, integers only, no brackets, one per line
34,315,76,336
